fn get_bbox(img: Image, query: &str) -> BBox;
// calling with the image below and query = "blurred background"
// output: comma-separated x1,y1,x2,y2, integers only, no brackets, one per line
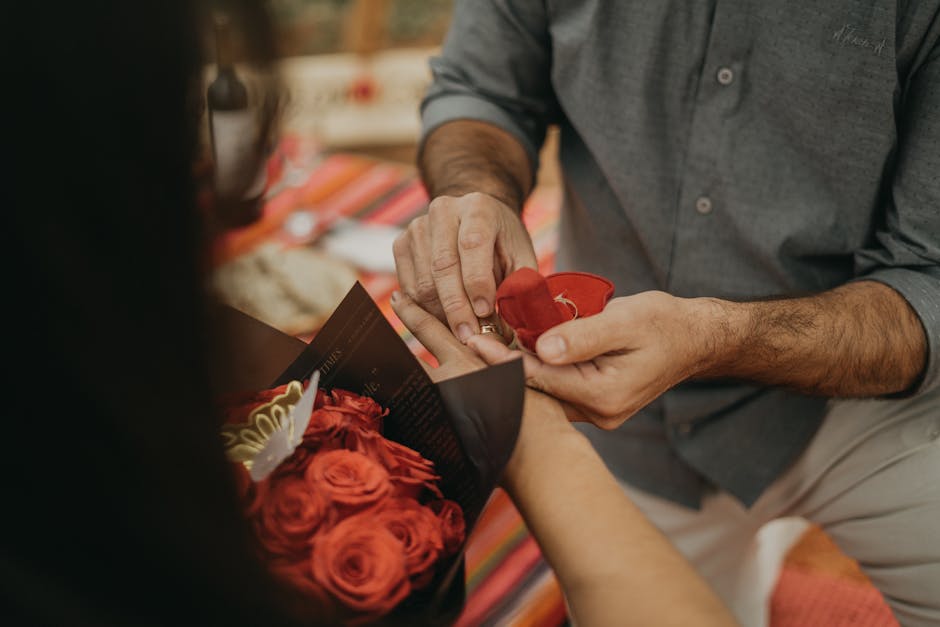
208,0,561,342
273,0,452,56
271,0,451,161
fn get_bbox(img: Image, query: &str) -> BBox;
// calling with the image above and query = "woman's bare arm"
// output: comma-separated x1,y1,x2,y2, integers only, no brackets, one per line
391,291,737,626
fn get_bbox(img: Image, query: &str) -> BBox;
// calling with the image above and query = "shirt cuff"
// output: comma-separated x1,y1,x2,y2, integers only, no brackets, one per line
420,93,542,176
853,267,940,396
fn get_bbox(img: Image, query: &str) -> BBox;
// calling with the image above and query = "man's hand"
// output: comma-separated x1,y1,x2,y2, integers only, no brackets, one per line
393,191,537,342
468,281,928,430
469,291,709,430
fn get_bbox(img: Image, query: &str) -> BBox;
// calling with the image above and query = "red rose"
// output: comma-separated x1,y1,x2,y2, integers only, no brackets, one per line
363,437,443,499
310,513,411,618
232,462,269,517
374,499,444,589
429,499,466,556
313,387,330,409
305,449,392,513
257,474,328,558
328,389,388,423
221,384,461,621
272,444,316,478
303,407,374,450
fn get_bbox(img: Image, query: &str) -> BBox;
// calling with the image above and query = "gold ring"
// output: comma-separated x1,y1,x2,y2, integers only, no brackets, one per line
479,323,499,335
553,293,579,318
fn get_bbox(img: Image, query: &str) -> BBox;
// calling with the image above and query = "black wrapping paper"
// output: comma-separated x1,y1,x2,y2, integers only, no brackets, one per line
268,282,525,625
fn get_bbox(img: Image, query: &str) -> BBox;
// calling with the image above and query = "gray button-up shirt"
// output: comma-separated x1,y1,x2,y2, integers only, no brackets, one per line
421,1,940,508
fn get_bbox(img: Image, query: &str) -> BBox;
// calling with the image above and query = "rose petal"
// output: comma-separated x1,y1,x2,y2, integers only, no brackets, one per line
311,514,411,618
429,499,466,556
257,475,329,558
375,499,444,589
306,449,392,513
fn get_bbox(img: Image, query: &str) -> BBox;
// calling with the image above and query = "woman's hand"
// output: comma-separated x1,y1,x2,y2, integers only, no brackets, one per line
389,290,488,383
390,290,576,484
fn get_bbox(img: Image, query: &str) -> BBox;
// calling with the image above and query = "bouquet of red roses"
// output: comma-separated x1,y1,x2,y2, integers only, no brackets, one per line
221,379,466,624
216,283,526,624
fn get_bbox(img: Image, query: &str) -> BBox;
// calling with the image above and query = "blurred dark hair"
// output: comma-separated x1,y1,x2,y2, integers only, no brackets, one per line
2,1,323,625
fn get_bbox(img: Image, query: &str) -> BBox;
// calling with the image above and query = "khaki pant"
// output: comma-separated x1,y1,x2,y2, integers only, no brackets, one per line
625,386,940,627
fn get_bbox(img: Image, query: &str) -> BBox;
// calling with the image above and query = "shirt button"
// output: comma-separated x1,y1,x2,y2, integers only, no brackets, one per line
717,67,734,85
695,196,713,215
675,423,693,437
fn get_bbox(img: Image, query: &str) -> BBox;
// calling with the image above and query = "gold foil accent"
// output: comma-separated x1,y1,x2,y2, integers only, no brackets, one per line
220,380,304,472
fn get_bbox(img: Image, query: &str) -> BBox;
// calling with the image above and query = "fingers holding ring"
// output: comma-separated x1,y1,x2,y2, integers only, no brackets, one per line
476,316,513,346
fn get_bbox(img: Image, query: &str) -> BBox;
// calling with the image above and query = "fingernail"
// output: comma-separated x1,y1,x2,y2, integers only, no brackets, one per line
538,335,566,360
390,291,401,305
473,298,490,316
457,323,473,343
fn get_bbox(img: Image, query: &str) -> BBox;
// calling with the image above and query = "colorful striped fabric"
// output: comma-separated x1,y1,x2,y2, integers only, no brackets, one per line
216,135,899,627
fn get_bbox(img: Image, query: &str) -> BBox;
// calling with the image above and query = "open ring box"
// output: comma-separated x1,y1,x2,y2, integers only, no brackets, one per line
495,268,615,353
212,282,525,625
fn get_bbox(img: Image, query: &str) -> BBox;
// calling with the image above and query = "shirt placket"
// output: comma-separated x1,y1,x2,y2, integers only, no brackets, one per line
666,2,748,299
665,2,749,435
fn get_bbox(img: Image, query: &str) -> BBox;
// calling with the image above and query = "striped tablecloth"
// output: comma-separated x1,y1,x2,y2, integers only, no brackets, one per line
215,134,898,627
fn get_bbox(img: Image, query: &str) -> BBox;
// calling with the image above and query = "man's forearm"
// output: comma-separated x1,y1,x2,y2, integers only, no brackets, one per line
696,280,927,397
418,119,533,212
